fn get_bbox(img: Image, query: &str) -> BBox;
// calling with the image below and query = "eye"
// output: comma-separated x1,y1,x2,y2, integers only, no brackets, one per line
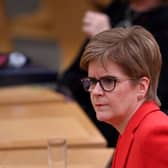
101,77,115,85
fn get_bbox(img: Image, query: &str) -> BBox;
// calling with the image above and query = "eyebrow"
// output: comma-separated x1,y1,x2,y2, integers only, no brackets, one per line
88,75,117,79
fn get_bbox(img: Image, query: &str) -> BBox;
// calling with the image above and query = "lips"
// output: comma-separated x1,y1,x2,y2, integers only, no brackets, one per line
95,103,107,107
95,104,104,106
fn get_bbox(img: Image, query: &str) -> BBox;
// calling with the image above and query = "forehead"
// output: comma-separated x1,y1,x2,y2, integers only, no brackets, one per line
88,60,126,77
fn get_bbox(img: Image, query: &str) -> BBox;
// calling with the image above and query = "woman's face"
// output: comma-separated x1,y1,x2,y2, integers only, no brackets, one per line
88,60,141,128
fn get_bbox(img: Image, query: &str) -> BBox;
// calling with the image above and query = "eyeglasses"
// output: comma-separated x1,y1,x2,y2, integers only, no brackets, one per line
81,76,133,92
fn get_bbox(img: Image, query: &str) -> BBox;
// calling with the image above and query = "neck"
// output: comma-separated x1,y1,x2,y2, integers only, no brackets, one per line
115,99,145,134
130,0,161,12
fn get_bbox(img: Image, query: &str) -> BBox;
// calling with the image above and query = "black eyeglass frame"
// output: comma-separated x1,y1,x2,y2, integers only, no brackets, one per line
81,76,135,92
81,76,120,92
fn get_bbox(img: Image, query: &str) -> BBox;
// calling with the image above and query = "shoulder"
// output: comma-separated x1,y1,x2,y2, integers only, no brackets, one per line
137,112,168,160
139,111,168,138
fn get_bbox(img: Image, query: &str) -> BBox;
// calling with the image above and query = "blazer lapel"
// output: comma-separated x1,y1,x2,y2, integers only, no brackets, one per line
114,131,134,168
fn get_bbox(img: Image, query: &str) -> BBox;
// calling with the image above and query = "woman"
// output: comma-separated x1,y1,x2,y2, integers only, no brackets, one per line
80,26,168,167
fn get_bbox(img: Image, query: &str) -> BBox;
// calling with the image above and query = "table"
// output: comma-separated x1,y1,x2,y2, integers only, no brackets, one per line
0,102,107,148
0,86,65,105
0,148,114,168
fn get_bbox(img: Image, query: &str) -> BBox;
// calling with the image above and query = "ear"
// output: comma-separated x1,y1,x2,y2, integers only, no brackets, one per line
137,77,150,101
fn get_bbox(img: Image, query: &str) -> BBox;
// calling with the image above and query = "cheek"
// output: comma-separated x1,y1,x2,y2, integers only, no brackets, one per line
108,87,136,109
106,94,121,112
111,87,137,111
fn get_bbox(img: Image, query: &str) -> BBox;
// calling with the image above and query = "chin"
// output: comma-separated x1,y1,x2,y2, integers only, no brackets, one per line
96,112,111,122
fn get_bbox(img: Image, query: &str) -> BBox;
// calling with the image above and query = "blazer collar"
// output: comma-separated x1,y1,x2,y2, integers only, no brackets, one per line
113,101,159,168
125,101,160,134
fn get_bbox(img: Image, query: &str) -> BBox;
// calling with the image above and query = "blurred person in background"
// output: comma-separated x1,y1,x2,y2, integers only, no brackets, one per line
58,0,168,147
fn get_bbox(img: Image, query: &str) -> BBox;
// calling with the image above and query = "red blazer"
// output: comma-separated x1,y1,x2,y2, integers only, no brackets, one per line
112,101,168,168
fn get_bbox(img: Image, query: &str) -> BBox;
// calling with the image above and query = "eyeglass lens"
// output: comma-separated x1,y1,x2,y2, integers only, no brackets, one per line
81,76,117,92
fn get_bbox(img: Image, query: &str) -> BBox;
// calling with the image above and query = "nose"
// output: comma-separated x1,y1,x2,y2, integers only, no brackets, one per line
91,82,104,95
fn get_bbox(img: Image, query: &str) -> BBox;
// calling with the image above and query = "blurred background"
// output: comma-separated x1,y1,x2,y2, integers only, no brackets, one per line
0,0,95,73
